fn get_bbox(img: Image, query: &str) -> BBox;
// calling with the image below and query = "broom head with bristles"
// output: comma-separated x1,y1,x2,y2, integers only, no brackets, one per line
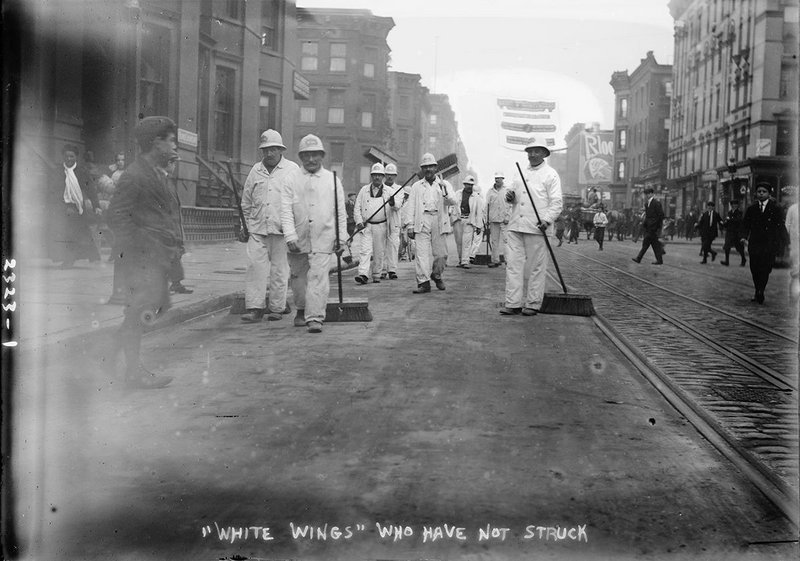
436,153,459,179
325,298,373,322
539,292,595,317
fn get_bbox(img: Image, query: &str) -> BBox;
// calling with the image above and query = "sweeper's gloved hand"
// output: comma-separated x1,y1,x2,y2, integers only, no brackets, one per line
287,240,301,253
407,230,415,240
506,191,515,203
538,221,550,233
476,228,482,236
333,242,344,256
354,222,365,234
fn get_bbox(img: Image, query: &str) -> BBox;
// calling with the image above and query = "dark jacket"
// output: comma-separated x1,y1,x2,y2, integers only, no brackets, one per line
740,199,785,252
722,207,743,241
641,197,664,235
695,209,722,239
108,157,183,269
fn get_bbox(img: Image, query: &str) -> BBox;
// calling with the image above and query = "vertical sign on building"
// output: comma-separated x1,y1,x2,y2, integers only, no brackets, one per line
496,98,559,151
578,131,614,186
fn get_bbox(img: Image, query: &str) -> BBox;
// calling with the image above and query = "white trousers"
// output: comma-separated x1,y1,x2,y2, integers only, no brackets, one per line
414,212,448,284
288,251,332,324
245,233,289,312
453,220,476,265
470,226,483,258
504,230,549,309
382,223,400,273
357,222,387,279
489,222,507,262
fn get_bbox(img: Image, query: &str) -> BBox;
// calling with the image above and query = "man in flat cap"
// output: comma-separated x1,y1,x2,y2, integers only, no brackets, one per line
107,116,180,388
239,129,299,323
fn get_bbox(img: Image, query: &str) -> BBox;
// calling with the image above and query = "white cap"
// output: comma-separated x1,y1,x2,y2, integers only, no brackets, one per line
258,129,286,149
370,162,385,175
493,171,505,179
298,134,325,154
463,175,476,185
384,163,398,175
420,153,437,167
524,140,551,157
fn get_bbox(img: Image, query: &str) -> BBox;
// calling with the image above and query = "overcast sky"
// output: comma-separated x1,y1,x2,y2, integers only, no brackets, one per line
297,0,676,186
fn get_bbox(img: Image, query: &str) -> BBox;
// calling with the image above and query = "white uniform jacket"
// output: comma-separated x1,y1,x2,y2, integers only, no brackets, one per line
593,212,608,228
354,183,394,225
402,177,457,235
485,187,511,223
384,182,405,230
507,161,563,236
280,166,347,253
453,189,484,228
240,156,300,235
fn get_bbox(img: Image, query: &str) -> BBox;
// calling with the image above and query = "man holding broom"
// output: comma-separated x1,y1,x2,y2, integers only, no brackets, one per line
500,141,563,316
403,153,457,293
280,134,347,333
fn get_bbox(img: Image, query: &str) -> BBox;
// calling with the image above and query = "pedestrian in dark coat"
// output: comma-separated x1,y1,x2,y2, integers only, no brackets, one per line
695,201,722,263
632,187,665,265
720,199,746,266
108,116,181,388
48,144,102,267
740,183,786,304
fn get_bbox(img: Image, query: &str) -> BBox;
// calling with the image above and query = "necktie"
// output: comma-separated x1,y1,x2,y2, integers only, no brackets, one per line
761,202,765,213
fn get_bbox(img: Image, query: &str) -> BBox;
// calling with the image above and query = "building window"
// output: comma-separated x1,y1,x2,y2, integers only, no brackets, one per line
617,161,625,181
330,142,345,180
398,128,409,156
330,42,347,72
361,94,375,129
619,98,628,119
214,66,236,155
364,48,377,78
398,95,410,118
429,135,437,147
226,0,243,20
359,165,371,184
261,0,280,50
618,129,627,150
299,107,316,123
139,23,171,117
328,89,345,124
301,42,318,71
259,91,277,133
429,114,438,126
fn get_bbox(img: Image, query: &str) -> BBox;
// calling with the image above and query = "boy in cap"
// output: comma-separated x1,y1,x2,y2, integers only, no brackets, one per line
107,116,180,388
281,134,347,333
240,129,299,322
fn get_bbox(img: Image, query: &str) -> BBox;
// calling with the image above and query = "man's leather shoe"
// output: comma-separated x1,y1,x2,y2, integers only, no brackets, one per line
432,276,446,290
267,311,282,321
711,252,717,261
170,282,193,294
631,258,641,264
458,263,470,269
307,320,323,333
354,275,369,284
499,307,522,315
413,281,431,294
652,261,663,265
720,261,729,266
372,278,381,283
294,309,306,327
700,259,707,264
388,272,398,279
241,309,264,323
488,263,500,268
521,308,538,316
380,272,387,279
756,291,765,304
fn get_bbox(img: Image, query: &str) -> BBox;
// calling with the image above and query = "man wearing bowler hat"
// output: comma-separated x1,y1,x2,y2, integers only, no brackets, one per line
108,116,180,388
500,141,562,316
240,129,299,323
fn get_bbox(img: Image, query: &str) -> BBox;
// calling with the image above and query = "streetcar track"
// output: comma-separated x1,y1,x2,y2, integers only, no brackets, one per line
560,247,798,344
593,313,799,527
565,260,796,391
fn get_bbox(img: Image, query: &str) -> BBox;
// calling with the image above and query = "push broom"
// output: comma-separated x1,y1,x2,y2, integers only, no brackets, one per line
325,171,373,322
515,162,595,316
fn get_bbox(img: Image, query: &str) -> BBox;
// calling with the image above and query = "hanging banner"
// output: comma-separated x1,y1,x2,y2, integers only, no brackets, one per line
578,131,613,185
496,98,560,151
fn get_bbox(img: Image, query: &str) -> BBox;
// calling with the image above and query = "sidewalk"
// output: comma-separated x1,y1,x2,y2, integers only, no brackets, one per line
17,241,359,354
